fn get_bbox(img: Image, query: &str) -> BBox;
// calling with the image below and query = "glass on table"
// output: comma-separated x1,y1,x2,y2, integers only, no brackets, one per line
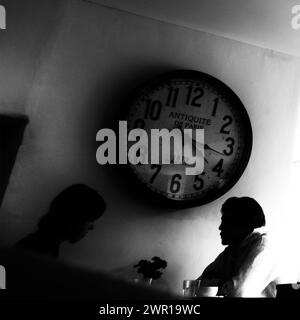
182,280,200,297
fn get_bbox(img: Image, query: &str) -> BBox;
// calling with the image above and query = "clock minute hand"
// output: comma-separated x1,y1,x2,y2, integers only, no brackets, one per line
204,144,225,156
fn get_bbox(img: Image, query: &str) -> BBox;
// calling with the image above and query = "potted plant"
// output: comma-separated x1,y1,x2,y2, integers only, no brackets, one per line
133,256,167,286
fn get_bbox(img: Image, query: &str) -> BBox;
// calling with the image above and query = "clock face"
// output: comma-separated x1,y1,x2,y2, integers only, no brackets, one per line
126,70,252,207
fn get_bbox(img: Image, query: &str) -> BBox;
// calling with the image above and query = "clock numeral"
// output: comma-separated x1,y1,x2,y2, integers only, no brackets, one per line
166,87,179,108
145,99,162,120
170,174,182,193
186,86,204,107
223,137,235,156
133,119,145,129
220,115,233,134
212,159,224,177
212,98,219,117
149,165,162,184
193,175,204,191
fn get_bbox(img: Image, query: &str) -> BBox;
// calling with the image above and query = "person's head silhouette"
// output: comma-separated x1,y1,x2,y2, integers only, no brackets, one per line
38,184,106,243
219,197,265,246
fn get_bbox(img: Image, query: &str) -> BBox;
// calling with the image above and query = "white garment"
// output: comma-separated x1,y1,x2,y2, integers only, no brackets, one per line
200,229,279,297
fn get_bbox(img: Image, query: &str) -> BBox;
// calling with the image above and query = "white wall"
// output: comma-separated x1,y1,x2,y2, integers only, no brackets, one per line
90,0,300,57
0,0,300,294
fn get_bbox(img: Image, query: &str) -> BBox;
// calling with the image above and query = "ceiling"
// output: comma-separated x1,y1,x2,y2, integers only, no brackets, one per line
85,0,300,57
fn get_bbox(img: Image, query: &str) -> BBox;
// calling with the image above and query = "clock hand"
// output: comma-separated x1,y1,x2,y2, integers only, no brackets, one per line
188,132,225,156
204,144,225,156
192,139,225,156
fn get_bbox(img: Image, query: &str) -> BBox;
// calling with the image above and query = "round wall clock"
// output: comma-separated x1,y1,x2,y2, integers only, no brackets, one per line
126,70,252,207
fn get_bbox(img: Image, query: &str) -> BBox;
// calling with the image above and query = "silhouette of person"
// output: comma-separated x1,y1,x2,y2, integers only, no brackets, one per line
197,197,278,297
16,184,106,258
